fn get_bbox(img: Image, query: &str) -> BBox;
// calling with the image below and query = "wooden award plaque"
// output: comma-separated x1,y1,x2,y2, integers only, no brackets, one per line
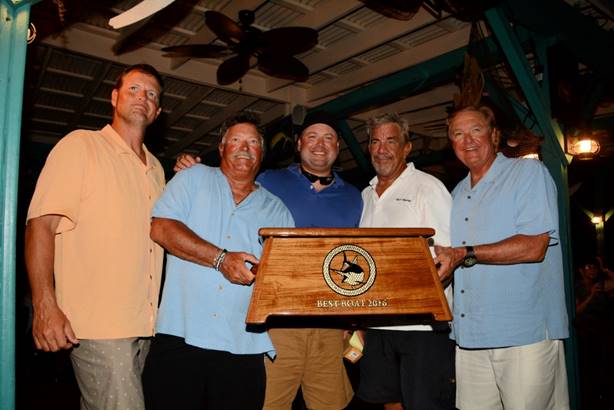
246,227,451,324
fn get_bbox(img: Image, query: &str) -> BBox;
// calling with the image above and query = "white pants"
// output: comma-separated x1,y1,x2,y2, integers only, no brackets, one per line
456,339,569,410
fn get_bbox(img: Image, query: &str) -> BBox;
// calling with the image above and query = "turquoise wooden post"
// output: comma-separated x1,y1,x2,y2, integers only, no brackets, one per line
336,119,370,175
485,6,579,409
0,1,37,409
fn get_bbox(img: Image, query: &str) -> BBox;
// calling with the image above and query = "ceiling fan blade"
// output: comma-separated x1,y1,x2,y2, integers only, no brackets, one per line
217,54,251,85
358,0,422,21
109,0,176,29
112,17,152,54
434,0,501,21
259,27,319,55
205,10,245,45
112,0,200,55
257,54,309,82
162,44,232,58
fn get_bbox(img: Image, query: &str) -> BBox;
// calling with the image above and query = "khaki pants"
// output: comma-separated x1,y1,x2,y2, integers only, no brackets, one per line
264,328,353,410
456,339,569,410
70,338,150,410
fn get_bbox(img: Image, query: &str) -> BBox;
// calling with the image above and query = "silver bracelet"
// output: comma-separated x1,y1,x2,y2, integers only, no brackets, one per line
213,248,227,271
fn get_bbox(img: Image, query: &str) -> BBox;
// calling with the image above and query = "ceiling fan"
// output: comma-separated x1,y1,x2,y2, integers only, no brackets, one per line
358,0,500,22
160,10,318,86
358,0,423,21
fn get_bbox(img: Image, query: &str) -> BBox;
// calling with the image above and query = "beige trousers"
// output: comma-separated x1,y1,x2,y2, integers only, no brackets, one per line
456,339,569,410
70,338,150,410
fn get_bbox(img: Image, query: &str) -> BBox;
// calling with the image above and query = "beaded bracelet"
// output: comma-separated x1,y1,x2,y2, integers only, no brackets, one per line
213,248,228,271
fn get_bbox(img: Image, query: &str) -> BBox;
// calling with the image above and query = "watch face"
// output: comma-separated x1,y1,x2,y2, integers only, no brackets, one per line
463,256,477,267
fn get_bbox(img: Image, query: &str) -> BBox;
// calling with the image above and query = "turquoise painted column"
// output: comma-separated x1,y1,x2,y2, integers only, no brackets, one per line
0,1,35,409
337,119,370,175
485,6,579,409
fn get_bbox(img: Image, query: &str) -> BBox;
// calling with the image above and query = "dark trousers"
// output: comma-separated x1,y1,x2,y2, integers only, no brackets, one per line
142,334,266,410
358,329,456,409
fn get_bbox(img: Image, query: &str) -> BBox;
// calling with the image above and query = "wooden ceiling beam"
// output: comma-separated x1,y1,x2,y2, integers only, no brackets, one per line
307,26,471,103
266,8,437,93
67,61,113,131
165,86,214,126
164,94,257,156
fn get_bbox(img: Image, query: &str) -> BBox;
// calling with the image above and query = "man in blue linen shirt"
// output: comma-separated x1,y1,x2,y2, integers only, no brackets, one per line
142,114,294,410
435,105,569,409
172,112,362,409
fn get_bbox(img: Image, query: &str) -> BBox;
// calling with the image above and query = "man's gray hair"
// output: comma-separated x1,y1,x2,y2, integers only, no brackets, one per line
218,113,265,149
367,113,411,144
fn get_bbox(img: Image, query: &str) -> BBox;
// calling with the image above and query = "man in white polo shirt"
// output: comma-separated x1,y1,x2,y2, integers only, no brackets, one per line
357,113,454,410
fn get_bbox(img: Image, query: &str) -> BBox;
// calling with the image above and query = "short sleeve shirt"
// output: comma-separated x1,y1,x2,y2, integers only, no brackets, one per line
451,153,569,348
27,125,165,339
257,164,362,228
360,163,452,331
152,164,294,356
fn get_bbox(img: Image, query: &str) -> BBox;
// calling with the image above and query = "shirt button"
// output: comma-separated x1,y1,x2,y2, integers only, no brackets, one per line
149,248,152,253
462,241,466,245
218,285,223,291
460,289,465,293
226,235,231,239
212,313,218,318
467,195,471,199
461,313,465,318
464,217,469,221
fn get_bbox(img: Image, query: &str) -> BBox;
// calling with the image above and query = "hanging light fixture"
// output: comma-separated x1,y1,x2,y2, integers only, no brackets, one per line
566,131,601,160
570,138,600,159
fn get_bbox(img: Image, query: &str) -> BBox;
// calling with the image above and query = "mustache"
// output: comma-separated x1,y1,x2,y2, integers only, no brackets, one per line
372,154,393,160
232,152,256,160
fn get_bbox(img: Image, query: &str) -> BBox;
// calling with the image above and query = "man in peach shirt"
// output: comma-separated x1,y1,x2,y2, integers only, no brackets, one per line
25,64,165,410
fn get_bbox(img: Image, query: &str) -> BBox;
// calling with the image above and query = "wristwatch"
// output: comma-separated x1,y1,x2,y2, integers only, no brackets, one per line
462,246,477,268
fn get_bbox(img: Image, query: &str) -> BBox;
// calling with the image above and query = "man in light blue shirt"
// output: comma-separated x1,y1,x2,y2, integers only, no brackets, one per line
142,114,294,410
172,112,361,409
435,106,569,410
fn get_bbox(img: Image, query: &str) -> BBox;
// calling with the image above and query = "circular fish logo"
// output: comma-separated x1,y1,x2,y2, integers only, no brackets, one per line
322,245,376,296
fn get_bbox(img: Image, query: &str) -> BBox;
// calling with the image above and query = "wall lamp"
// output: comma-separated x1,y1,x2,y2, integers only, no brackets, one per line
566,131,601,160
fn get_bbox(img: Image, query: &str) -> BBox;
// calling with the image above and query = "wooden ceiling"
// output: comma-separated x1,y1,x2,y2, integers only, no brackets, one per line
22,0,614,178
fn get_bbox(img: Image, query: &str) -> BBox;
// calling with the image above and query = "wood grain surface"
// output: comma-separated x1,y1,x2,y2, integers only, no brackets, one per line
246,228,451,324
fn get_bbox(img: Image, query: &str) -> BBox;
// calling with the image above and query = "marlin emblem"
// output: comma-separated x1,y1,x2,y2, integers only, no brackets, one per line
332,251,365,286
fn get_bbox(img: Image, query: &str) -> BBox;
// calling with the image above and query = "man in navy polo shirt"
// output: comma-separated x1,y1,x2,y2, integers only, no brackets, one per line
257,112,361,410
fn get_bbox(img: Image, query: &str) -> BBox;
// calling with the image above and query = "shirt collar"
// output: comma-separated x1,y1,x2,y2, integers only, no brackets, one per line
101,124,157,171
368,162,416,190
288,163,345,189
460,152,507,192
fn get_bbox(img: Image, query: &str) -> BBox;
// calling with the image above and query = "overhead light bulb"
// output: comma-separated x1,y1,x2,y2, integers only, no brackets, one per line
591,215,603,225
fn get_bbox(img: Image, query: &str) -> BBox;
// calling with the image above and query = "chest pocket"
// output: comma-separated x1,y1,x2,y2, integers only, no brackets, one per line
384,197,419,227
